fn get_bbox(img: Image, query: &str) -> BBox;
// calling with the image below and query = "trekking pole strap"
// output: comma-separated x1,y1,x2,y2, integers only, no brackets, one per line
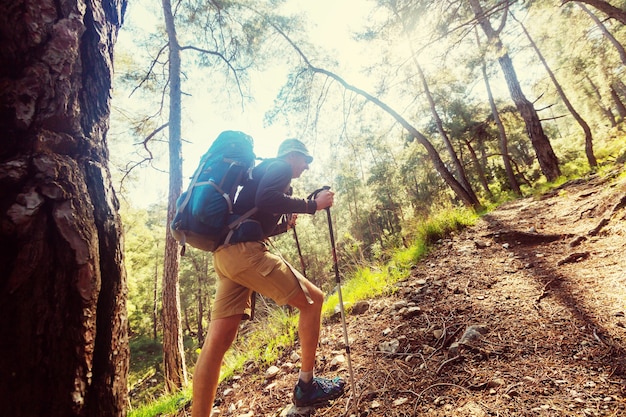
306,185,331,201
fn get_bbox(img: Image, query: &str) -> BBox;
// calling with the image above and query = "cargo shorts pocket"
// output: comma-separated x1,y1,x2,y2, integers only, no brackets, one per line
254,252,281,277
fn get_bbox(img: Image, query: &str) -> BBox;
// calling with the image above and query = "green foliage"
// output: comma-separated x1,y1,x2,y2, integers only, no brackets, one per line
322,206,477,317
121,203,165,337
220,308,299,382
128,388,191,417
129,337,162,388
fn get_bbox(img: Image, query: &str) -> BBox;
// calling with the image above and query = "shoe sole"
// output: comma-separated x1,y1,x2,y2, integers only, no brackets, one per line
293,389,345,408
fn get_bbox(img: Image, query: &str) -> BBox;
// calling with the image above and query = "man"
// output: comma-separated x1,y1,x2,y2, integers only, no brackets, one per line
191,138,345,417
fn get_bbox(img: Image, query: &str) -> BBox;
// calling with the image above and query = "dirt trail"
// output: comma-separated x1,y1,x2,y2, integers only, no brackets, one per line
201,172,626,417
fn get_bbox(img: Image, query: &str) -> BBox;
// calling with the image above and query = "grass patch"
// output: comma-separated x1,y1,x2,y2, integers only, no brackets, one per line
128,389,190,417
322,207,477,317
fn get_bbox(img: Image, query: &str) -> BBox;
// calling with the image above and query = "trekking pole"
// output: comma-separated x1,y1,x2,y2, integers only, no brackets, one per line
292,225,308,279
309,186,357,406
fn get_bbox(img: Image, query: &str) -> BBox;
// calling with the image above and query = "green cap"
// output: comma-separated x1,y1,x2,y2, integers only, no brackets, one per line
277,138,313,163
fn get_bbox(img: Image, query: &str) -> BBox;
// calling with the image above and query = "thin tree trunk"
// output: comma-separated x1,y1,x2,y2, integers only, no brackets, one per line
586,75,617,126
161,0,188,392
610,84,626,118
470,0,561,182
392,2,480,204
514,13,597,168
463,139,493,199
197,277,204,347
577,3,626,66
476,29,522,196
153,250,159,341
415,62,479,202
0,0,129,416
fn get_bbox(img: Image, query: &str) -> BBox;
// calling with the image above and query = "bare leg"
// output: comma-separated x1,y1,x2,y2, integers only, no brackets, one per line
287,280,324,373
191,315,243,417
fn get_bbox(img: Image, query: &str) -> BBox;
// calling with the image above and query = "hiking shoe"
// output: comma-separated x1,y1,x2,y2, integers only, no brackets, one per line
293,376,346,407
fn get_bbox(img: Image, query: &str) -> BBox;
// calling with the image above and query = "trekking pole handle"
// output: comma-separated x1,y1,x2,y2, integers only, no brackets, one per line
306,185,331,201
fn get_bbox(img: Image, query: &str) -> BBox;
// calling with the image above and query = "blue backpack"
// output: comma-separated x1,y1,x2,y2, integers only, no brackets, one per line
170,130,257,254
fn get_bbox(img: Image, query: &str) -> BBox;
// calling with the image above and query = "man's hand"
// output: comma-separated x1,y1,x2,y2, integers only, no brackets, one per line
288,213,298,228
314,189,334,210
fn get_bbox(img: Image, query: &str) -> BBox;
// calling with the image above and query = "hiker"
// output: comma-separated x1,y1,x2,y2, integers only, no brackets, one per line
191,138,345,417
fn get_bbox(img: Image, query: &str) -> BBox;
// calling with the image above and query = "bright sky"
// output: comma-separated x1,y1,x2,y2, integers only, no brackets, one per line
112,0,372,207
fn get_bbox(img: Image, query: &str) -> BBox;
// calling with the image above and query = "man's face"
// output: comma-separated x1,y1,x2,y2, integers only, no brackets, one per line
288,153,310,178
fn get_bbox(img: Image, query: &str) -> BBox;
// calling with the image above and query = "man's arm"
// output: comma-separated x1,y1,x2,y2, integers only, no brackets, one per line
255,162,317,215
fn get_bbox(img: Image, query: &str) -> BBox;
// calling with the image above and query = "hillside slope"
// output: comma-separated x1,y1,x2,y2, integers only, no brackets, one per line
196,171,626,417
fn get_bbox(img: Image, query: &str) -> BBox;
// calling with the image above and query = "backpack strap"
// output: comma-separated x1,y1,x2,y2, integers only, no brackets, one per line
222,207,259,246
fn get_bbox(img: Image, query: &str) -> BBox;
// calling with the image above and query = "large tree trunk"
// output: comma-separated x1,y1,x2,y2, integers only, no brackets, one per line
514,13,597,168
0,0,129,416
161,0,188,392
469,0,561,182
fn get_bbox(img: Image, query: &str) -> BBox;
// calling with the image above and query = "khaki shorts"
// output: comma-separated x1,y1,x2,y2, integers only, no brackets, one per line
211,241,306,320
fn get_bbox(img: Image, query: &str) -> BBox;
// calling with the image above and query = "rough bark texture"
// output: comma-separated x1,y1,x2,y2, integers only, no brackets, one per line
161,0,188,392
0,0,129,416
469,0,561,182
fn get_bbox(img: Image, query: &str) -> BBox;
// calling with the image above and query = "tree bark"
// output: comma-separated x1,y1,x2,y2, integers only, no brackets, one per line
469,0,561,182
0,0,129,416
564,0,626,25
610,84,626,118
153,249,159,341
513,13,597,168
161,0,188,392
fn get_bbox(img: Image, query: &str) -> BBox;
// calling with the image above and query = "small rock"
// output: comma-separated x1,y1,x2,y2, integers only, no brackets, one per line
279,404,314,416
392,301,408,310
379,339,400,354
403,306,421,318
265,365,280,379
393,397,409,406
331,354,345,368
474,240,490,248
350,300,370,315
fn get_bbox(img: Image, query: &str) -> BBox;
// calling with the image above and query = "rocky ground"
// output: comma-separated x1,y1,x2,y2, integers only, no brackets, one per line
185,171,626,417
